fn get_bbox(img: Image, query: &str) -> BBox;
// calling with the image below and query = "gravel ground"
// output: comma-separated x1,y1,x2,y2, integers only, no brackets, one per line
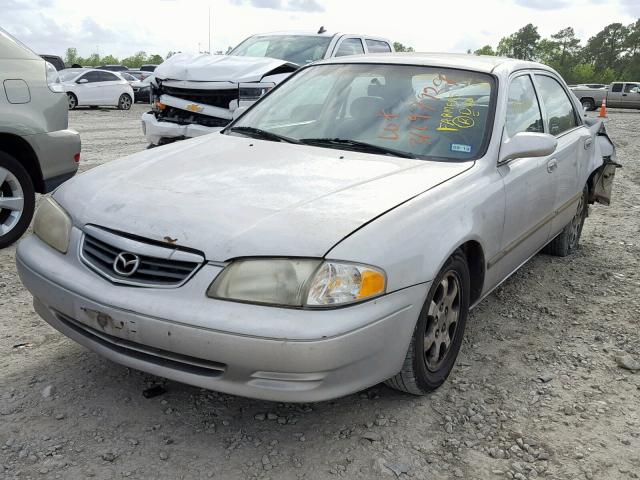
1,106,639,480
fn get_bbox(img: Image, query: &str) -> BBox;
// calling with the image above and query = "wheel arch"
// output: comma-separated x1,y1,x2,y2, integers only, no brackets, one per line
0,133,45,193
459,240,485,306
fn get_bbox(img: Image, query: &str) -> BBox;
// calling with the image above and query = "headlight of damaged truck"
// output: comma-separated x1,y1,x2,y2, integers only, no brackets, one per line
33,197,72,253
207,259,386,307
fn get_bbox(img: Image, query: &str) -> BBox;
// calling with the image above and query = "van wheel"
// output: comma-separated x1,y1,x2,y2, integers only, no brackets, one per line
67,93,78,110
385,249,470,395
543,185,588,257
118,94,132,110
0,152,36,248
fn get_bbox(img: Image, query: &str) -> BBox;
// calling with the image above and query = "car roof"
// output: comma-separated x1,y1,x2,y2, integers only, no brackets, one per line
316,52,550,74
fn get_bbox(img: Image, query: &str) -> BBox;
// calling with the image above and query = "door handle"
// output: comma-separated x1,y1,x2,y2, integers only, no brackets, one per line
547,158,558,173
622,93,628,97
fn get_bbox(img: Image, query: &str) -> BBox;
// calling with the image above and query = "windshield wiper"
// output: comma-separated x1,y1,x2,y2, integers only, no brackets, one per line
227,126,301,144
299,138,416,159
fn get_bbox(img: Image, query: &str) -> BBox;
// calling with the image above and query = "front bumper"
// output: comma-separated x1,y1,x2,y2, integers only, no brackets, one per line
16,230,428,402
141,112,223,146
22,129,80,193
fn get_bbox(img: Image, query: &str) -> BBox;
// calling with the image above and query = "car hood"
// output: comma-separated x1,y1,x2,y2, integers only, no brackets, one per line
54,134,473,261
153,53,298,83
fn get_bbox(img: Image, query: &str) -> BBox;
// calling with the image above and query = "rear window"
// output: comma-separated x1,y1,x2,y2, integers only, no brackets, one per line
366,39,392,53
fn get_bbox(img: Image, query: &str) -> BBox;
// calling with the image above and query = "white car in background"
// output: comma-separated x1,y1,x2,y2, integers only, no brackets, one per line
59,68,134,110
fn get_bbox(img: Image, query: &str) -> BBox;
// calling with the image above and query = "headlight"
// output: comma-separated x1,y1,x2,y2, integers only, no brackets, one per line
45,62,64,93
33,197,72,253
238,83,274,102
207,259,386,308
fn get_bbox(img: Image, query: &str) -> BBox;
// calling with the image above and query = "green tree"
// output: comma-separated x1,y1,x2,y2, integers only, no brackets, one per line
497,24,540,60
100,54,120,65
64,47,79,66
584,23,629,73
147,54,164,65
474,45,495,56
393,42,414,52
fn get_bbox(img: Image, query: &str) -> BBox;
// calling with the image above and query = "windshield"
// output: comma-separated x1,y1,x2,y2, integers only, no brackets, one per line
228,64,496,161
229,35,332,65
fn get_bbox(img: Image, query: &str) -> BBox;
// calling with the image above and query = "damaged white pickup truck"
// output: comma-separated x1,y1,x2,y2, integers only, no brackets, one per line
141,31,393,146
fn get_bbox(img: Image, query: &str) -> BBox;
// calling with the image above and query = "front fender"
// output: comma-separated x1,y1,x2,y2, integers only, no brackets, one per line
326,165,505,295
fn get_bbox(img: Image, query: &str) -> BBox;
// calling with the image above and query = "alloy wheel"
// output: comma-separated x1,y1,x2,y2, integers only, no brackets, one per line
568,191,586,249
424,271,461,372
119,95,132,110
0,167,25,236
68,94,76,109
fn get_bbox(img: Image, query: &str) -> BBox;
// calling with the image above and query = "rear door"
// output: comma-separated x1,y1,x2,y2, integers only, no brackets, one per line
96,71,123,104
494,73,554,280
622,83,640,108
607,82,624,107
533,73,588,238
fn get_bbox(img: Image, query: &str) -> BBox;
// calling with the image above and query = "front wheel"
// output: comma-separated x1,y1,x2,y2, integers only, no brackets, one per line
385,249,470,394
118,94,132,110
0,152,36,248
542,185,588,257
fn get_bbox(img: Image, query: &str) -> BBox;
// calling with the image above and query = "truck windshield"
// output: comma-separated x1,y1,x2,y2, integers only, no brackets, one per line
229,35,332,65
228,63,496,161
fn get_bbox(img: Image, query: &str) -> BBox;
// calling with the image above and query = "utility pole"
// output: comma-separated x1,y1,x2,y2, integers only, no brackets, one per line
208,6,211,54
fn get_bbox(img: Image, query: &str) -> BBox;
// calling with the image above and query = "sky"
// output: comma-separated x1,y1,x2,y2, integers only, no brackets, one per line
1,0,638,59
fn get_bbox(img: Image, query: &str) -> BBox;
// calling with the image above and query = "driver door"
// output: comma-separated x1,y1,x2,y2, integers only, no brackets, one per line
75,71,101,104
492,73,555,281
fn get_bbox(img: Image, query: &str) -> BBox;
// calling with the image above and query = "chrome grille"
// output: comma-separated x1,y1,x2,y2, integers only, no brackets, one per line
80,226,203,288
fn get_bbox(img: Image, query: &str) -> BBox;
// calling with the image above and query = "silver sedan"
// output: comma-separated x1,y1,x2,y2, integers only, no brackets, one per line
16,53,617,402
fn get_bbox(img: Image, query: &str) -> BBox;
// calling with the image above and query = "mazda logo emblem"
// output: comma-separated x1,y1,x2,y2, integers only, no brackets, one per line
113,252,140,277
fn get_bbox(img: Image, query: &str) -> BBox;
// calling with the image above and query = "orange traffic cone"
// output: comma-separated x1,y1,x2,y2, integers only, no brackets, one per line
598,98,607,118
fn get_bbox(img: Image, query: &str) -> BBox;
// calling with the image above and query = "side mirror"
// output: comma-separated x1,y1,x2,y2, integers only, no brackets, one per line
77,78,88,84
499,132,557,164
232,106,248,120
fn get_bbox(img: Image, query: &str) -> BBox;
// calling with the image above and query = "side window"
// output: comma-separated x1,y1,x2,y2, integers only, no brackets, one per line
365,39,392,53
611,83,623,93
506,75,544,138
535,75,578,136
624,83,639,93
335,38,365,57
98,71,119,82
79,71,101,83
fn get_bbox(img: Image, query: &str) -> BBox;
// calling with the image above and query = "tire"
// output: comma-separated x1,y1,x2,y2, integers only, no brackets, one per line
118,94,132,110
0,151,36,248
542,185,588,257
580,98,595,111
67,93,78,110
385,249,470,395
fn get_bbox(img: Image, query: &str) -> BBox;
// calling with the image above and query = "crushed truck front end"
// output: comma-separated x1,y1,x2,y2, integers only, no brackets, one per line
141,53,298,146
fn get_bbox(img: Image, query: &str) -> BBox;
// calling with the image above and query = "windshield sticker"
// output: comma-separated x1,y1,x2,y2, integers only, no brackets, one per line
437,97,480,132
451,143,472,153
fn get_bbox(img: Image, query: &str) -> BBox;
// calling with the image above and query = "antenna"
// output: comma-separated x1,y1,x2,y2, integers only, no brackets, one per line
317,26,326,34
